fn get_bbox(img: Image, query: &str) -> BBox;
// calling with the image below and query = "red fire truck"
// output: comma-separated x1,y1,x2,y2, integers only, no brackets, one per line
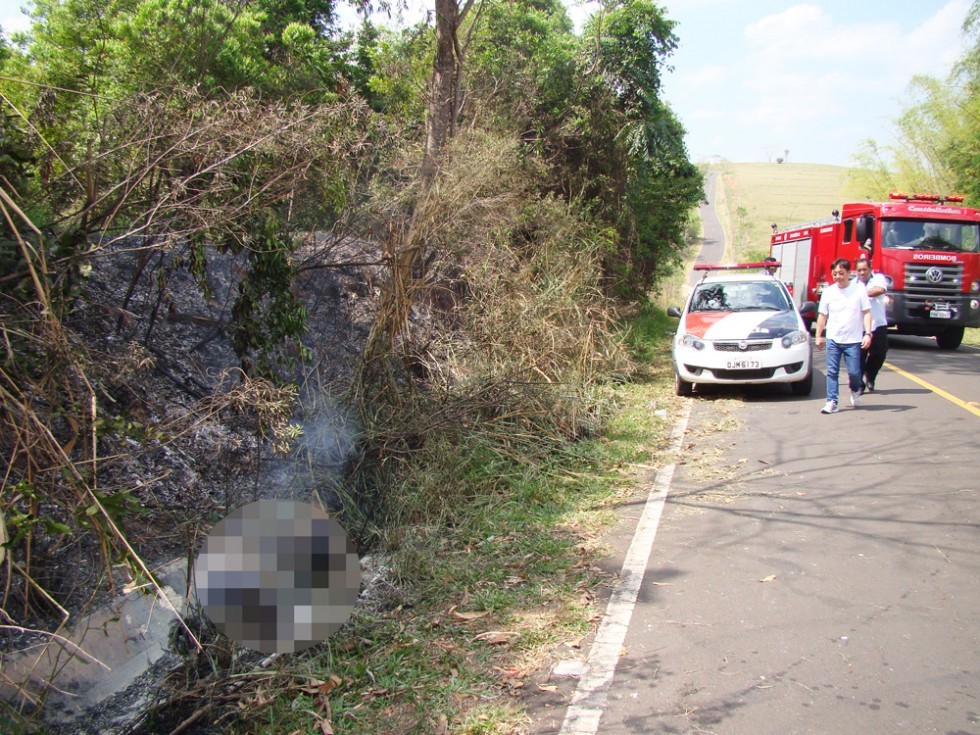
770,192,980,349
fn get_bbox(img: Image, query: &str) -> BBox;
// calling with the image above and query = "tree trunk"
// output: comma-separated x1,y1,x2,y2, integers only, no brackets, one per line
422,0,460,180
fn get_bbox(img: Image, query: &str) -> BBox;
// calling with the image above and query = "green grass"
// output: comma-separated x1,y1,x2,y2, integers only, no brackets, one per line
716,161,854,260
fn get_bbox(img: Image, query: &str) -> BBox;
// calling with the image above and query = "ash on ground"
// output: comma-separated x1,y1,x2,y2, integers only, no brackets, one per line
1,231,385,731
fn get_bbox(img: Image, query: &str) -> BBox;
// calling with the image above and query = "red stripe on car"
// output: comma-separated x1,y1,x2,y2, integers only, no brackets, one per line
683,312,731,338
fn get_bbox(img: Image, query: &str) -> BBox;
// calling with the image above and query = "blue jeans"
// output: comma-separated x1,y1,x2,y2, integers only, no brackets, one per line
826,340,863,403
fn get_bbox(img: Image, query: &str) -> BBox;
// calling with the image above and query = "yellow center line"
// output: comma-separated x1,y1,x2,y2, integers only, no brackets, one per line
884,361,980,418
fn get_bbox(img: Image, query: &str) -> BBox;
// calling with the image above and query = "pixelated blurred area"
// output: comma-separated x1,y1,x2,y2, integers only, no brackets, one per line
194,500,361,654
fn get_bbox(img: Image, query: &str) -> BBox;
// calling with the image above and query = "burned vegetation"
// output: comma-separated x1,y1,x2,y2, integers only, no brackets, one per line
1,1,701,730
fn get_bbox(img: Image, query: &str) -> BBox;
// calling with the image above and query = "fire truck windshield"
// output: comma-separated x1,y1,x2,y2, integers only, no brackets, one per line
881,219,980,253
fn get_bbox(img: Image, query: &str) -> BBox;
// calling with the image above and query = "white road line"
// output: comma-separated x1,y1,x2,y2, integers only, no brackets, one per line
558,399,692,735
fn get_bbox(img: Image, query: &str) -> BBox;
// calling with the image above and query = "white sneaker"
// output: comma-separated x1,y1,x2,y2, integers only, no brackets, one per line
850,393,861,408
821,401,838,414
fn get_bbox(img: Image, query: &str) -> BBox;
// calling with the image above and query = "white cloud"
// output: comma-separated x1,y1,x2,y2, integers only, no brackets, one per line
746,4,898,65
745,3,828,41
744,1,969,81
900,0,970,73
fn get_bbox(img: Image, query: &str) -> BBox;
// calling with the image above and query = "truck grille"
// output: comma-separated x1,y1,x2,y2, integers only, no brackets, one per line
713,342,772,352
903,263,964,315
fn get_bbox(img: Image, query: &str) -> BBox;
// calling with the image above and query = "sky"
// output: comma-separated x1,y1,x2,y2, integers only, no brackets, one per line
650,0,972,166
1,0,973,166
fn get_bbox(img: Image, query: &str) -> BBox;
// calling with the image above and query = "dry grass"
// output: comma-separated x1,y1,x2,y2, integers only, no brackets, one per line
348,130,631,530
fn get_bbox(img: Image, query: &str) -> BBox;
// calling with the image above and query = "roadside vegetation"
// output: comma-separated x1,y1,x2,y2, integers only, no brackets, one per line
0,1,701,732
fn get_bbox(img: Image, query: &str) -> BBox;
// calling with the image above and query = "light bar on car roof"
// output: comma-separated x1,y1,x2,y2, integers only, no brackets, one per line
693,261,781,271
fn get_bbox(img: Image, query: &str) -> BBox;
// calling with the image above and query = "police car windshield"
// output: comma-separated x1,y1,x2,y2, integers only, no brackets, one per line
881,219,979,253
690,281,791,313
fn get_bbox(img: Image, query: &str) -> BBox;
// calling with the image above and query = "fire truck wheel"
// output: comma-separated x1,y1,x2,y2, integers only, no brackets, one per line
790,369,813,396
936,327,964,350
675,373,693,397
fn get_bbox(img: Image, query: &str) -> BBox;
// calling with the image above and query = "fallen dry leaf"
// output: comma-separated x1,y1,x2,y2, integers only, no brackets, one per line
300,674,342,696
759,574,776,583
473,631,519,645
434,714,449,735
452,609,491,621
300,710,333,735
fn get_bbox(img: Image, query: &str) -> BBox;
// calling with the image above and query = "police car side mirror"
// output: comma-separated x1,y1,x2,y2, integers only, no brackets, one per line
667,306,682,318
799,301,817,319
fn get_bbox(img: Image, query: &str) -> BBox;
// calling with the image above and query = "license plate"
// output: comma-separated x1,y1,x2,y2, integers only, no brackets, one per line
930,309,952,319
726,360,761,369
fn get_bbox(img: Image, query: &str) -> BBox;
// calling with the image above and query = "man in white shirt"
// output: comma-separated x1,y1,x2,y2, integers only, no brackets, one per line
814,258,872,414
855,256,888,392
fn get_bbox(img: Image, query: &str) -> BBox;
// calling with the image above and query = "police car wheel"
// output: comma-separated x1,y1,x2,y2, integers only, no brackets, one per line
790,369,813,396
675,372,693,397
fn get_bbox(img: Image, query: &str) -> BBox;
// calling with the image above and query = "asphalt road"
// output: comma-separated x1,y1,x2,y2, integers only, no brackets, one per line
593,339,980,735
881,333,980,411
538,176,980,735
693,171,728,280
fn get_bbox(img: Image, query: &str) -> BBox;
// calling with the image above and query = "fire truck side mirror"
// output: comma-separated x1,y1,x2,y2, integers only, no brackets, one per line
855,215,875,252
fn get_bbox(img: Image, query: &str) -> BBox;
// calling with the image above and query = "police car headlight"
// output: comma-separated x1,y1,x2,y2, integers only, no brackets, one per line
681,334,705,350
781,330,809,348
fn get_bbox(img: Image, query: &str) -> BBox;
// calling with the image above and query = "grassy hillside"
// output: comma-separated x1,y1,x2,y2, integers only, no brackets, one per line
716,161,853,260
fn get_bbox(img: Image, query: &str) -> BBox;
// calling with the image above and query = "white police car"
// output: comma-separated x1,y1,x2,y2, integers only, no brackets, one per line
667,263,815,397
